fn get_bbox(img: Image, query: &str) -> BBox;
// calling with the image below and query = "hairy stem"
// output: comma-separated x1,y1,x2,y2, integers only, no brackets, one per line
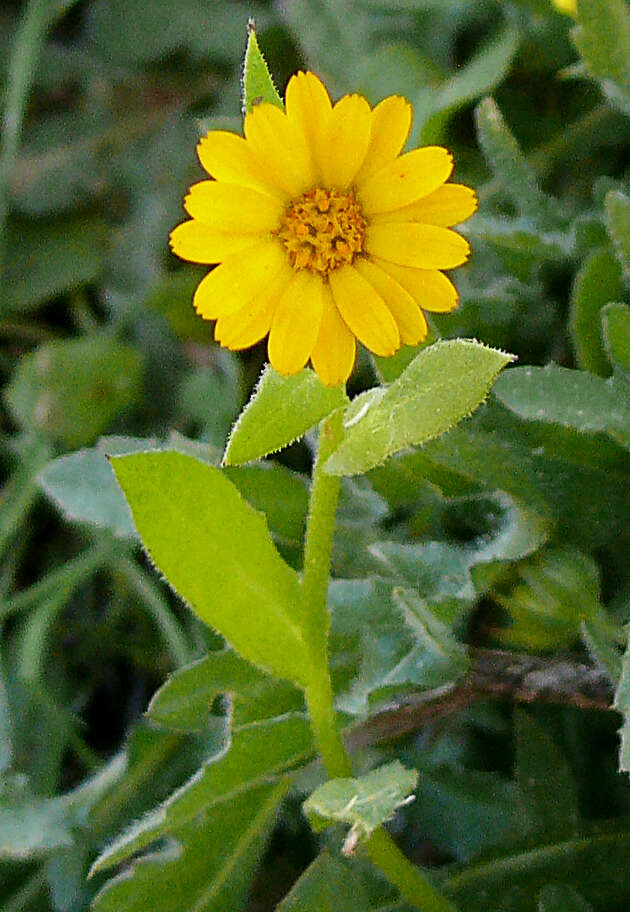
301,404,460,912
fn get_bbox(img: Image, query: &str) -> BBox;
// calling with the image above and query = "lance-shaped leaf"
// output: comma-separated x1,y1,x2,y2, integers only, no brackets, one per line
242,23,283,113
605,189,630,277
324,340,514,476
224,366,347,465
303,761,417,849
110,451,314,687
573,0,630,117
91,714,313,874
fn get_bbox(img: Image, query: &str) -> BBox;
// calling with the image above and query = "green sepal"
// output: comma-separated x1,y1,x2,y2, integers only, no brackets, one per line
242,23,283,114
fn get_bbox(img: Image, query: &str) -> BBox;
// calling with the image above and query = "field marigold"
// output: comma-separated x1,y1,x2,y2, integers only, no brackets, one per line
170,72,477,386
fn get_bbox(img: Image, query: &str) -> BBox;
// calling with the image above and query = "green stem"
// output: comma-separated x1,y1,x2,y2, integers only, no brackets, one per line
367,829,459,912
301,407,351,777
305,667,352,779
301,405,460,912
301,407,345,646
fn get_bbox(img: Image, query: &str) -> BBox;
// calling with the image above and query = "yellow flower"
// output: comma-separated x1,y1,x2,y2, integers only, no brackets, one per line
170,72,476,387
551,0,576,13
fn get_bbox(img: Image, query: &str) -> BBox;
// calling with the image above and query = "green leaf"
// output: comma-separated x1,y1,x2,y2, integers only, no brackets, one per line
602,301,630,375
110,451,314,686
3,217,108,312
242,24,283,113
605,189,630,276
329,580,469,716
581,617,623,684
91,778,290,912
491,546,608,651
276,851,370,912
440,826,630,911
303,761,418,846
475,97,549,219
324,340,514,476
537,884,593,912
91,714,312,873
224,366,347,465
420,26,519,140
4,337,143,449
224,463,309,548
420,418,630,548
493,364,630,452
87,0,255,66
411,765,529,863
147,649,303,732
38,437,151,539
614,625,630,772
0,774,74,859
514,711,579,837
569,248,621,375
573,0,630,116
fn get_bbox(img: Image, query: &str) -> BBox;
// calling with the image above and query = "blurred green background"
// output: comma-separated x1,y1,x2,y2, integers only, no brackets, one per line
2,1,630,910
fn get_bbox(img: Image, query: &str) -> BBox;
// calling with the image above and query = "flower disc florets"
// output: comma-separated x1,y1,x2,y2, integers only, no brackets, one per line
277,188,366,275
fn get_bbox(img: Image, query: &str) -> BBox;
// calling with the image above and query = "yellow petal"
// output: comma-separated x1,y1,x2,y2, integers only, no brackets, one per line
184,181,284,232
358,146,453,216
366,222,470,269
354,95,412,184
329,263,399,356
311,285,356,386
320,93,372,189
196,130,286,200
193,240,287,320
268,270,324,375
372,183,478,227
285,71,333,182
169,220,262,264
354,258,427,345
244,102,315,198
374,258,459,313
215,262,293,349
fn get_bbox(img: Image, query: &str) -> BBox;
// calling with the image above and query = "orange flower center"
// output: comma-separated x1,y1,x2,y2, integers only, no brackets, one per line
277,187,366,275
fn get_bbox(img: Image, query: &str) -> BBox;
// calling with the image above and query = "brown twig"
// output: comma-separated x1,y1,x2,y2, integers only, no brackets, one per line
346,648,615,751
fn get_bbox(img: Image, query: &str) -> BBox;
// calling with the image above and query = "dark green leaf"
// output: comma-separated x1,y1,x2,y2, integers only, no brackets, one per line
277,851,370,912
493,364,630,452
537,884,593,912
3,217,108,312
4,336,143,449
91,778,290,912
569,247,621,375
573,0,630,115
602,301,630,375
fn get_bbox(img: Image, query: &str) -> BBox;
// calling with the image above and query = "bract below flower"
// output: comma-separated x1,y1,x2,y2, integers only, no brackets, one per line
170,72,477,387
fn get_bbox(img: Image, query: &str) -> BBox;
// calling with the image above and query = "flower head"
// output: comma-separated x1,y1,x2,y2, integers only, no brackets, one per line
170,72,476,386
